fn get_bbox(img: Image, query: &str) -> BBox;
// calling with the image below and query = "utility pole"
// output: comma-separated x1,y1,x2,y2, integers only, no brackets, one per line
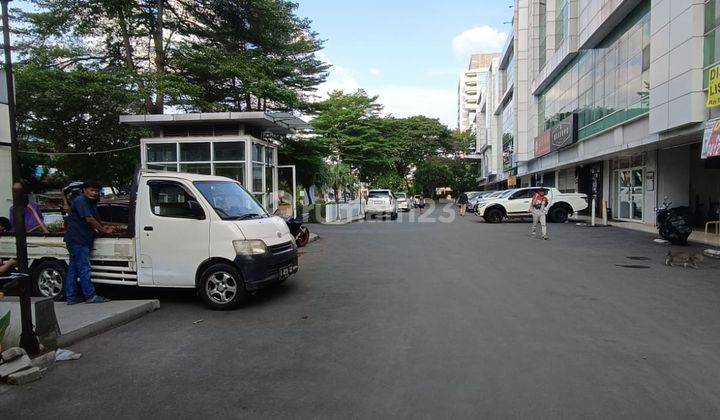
2,0,40,354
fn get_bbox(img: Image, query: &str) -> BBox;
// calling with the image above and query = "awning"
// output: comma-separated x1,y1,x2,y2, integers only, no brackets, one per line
119,112,311,134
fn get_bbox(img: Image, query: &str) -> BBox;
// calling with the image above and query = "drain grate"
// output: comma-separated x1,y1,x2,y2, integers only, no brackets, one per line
626,256,651,261
615,264,651,269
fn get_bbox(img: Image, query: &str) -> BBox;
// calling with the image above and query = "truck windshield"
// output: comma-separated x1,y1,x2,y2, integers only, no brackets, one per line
193,181,267,220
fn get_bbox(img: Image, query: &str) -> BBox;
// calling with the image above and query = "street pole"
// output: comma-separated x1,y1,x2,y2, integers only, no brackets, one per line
2,0,39,354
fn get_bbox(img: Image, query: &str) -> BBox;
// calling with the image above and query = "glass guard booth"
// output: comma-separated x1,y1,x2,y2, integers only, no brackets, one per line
120,112,308,217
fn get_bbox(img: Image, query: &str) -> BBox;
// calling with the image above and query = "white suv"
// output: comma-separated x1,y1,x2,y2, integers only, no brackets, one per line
364,189,398,220
395,192,411,212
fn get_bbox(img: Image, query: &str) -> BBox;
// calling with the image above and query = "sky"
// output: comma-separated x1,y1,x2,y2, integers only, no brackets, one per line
296,0,513,128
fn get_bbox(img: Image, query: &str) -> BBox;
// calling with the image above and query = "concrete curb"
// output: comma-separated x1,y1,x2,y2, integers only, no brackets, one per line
56,300,160,347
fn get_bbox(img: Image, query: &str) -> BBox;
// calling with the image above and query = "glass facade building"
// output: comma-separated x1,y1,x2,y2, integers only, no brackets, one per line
538,1,650,143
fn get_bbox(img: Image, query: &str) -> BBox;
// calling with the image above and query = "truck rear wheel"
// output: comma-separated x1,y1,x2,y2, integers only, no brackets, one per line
199,263,247,310
32,260,66,299
550,206,570,223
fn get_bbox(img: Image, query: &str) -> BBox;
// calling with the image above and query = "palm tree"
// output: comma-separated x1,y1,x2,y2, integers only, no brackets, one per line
323,162,358,204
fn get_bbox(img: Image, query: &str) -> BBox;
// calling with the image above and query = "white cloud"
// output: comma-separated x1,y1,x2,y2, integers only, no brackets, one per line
452,25,507,58
369,85,457,128
316,66,360,98
369,68,380,77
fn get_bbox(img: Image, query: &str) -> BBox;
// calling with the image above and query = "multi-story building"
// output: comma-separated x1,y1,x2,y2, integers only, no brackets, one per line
477,0,720,227
458,53,498,132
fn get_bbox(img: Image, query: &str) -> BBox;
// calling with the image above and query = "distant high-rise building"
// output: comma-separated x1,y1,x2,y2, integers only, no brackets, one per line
457,53,499,132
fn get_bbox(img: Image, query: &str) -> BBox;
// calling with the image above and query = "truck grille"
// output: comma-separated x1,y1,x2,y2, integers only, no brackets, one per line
267,241,293,255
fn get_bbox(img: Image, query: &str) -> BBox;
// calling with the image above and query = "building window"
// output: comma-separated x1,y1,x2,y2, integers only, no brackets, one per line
539,0,547,69
145,140,247,181
538,1,650,141
555,0,569,50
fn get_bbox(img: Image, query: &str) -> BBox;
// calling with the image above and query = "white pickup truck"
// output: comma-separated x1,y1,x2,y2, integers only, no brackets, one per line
476,187,588,223
0,171,299,310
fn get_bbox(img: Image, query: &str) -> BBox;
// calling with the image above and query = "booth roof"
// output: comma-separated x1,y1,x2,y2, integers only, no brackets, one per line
119,111,311,134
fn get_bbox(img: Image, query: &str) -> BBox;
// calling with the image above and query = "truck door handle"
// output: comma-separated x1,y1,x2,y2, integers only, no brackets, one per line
144,226,154,231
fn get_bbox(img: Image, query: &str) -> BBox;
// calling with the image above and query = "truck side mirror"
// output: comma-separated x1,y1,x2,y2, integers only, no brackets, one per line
187,200,205,220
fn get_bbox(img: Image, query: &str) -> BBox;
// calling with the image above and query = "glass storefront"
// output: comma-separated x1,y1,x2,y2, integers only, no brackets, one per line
538,1,650,140
613,155,645,221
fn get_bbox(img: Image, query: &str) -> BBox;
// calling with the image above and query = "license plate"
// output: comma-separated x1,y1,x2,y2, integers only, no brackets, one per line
371,200,384,205
279,265,296,279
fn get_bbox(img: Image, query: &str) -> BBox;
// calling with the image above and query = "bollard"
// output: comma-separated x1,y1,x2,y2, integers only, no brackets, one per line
602,199,608,225
591,197,596,226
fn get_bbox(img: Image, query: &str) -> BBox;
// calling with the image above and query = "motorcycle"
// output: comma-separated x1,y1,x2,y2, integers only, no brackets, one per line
275,210,310,247
656,198,692,245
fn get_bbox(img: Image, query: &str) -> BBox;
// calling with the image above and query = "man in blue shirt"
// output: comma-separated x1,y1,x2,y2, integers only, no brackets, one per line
64,181,112,304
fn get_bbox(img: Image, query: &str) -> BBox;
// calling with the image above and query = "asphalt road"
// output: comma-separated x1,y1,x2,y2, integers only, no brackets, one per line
3,203,720,419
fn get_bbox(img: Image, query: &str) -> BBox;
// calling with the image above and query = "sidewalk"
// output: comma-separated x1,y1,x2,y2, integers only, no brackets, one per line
55,300,160,347
0,297,160,349
573,215,720,248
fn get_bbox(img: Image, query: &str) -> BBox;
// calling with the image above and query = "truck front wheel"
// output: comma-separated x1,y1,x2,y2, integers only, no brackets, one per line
32,260,66,300
199,263,247,310
484,208,504,223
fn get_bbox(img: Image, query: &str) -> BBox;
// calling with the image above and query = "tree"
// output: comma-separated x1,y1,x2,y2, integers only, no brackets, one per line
320,162,358,204
413,157,452,197
311,90,391,180
15,0,328,187
173,0,329,112
278,137,329,203
15,59,146,189
382,116,452,190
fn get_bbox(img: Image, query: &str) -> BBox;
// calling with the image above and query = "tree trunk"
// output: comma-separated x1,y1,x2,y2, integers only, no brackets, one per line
152,0,165,114
118,7,153,113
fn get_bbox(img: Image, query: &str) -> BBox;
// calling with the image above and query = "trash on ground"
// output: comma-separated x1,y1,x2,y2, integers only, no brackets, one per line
55,348,82,362
193,319,204,324
653,239,669,244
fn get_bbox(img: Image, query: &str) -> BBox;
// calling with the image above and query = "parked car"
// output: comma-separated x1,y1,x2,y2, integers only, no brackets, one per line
476,187,588,223
396,192,412,212
472,190,505,213
462,191,486,212
364,189,398,220
0,171,299,310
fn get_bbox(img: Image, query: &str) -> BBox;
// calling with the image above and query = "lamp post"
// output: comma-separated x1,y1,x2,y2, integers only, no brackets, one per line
2,0,40,354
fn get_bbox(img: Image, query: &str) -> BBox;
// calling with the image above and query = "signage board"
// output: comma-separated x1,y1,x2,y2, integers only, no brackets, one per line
549,113,578,151
534,113,578,159
534,131,551,158
701,119,720,159
707,64,720,108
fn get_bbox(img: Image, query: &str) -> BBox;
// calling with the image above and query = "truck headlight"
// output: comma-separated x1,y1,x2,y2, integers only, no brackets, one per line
233,239,267,255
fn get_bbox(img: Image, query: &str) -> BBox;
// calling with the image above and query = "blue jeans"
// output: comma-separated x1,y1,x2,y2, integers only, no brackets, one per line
65,244,96,301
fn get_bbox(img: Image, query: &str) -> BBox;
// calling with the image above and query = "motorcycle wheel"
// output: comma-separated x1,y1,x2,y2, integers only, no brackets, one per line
296,226,310,247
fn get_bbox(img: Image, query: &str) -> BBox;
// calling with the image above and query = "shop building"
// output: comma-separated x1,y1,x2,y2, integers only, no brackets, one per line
120,112,309,214
476,0,720,227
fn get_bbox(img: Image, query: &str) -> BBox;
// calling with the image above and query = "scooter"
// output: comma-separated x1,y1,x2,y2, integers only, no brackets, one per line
656,197,692,246
275,210,310,247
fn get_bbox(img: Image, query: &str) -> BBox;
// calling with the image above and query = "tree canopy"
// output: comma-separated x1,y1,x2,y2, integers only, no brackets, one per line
14,0,329,185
